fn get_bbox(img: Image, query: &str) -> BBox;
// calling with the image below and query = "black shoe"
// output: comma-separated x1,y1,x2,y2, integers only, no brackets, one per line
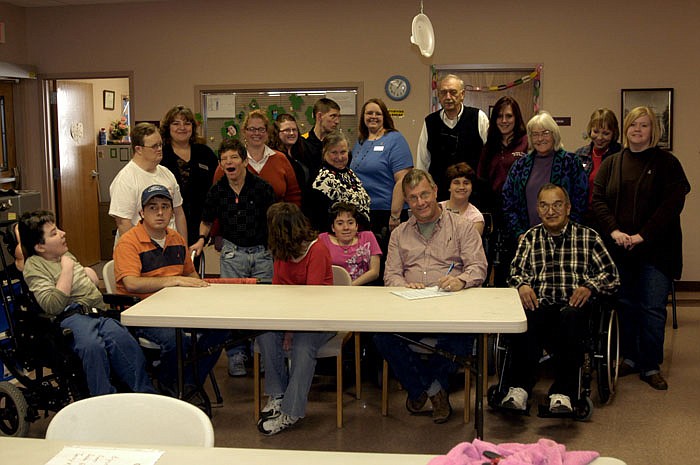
617,362,639,377
641,373,668,390
406,392,428,414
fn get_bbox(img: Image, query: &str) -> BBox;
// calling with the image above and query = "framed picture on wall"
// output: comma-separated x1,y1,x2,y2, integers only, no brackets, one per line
621,88,673,150
103,90,115,110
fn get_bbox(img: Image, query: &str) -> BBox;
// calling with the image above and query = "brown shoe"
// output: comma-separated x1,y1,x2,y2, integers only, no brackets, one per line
429,389,452,424
617,362,639,377
641,373,668,390
406,392,428,413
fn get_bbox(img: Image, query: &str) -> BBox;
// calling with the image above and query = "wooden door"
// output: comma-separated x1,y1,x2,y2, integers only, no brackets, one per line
0,82,17,180
55,80,100,265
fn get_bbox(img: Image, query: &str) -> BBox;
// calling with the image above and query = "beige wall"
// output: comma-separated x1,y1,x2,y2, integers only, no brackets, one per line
75,78,130,138
2,0,699,279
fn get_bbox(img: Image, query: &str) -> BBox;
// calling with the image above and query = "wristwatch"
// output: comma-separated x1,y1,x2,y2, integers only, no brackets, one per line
390,215,401,222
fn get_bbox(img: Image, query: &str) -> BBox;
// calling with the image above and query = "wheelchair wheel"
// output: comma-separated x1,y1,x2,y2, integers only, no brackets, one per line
574,396,594,421
0,381,29,437
492,334,507,379
596,308,619,405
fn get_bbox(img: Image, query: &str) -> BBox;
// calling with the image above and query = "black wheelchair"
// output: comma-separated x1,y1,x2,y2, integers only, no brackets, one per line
0,226,90,436
487,299,619,421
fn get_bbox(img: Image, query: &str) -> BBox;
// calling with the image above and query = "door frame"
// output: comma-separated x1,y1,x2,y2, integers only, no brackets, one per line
39,71,134,214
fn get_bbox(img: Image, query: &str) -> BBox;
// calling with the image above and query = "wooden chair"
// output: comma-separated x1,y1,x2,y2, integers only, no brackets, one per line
381,336,473,423
253,265,360,428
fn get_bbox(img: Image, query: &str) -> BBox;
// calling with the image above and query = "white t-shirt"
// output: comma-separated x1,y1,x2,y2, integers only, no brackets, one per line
109,161,183,240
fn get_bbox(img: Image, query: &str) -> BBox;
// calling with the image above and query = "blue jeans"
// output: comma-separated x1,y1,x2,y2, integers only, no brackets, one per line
135,327,228,387
373,333,472,401
617,262,671,375
221,239,273,358
219,240,273,280
61,314,155,396
256,331,334,418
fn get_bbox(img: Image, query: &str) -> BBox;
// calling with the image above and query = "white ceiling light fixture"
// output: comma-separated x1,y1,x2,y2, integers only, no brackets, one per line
410,0,435,58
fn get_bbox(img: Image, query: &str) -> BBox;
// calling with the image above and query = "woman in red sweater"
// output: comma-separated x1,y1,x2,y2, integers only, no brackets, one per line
255,202,333,435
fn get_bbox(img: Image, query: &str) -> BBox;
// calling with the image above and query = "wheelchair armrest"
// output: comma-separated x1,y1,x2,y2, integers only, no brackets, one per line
102,293,141,309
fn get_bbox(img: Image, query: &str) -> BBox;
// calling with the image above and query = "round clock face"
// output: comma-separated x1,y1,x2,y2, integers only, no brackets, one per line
385,75,410,101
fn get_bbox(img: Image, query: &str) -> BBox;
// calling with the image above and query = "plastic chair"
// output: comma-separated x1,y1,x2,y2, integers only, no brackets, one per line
45,393,214,446
253,265,361,428
102,259,117,293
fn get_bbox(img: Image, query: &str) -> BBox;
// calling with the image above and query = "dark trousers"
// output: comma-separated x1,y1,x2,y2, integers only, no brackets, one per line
373,333,472,400
503,304,588,399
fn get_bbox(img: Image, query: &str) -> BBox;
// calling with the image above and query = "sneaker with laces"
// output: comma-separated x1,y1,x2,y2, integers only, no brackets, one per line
500,387,528,411
260,395,283,420
549,393,573,413
258,412,299,435
228,352,247,377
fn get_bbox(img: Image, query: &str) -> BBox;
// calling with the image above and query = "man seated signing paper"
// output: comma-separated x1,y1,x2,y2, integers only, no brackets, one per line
374,169,487,424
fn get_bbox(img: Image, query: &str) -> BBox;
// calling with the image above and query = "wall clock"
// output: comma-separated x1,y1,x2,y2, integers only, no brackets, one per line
385,75,411,101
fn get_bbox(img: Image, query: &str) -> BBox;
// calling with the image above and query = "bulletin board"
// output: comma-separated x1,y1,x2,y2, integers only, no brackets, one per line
196,83,363,151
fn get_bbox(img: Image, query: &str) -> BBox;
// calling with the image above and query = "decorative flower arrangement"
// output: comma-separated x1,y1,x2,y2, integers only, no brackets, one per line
109,116,129,140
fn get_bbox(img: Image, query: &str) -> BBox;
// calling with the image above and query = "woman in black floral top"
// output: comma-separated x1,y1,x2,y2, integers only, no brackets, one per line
305,130,370,232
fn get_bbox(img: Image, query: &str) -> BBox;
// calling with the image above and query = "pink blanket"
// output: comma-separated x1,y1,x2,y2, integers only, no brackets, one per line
427,438,599,465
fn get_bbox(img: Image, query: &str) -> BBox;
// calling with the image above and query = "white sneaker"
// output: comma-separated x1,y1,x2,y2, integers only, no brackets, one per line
260,395,283,420
549,393,573,413
228,352,247,377
258,413,298,435
500,387,528,411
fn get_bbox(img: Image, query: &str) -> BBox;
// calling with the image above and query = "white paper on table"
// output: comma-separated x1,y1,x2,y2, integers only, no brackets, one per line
44,446,164,465
390,286,456,300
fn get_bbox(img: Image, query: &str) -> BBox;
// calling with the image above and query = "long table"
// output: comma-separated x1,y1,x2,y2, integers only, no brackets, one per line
120,285,527,439
1,437,437,465
0,437,626,465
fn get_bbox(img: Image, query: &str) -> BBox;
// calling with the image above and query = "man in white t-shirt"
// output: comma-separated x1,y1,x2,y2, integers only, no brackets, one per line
109,122,187,244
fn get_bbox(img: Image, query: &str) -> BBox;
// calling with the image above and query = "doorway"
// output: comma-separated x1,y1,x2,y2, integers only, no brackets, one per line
43,75,131,265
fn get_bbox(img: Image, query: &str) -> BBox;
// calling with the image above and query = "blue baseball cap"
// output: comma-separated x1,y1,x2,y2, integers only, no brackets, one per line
141,184,172,208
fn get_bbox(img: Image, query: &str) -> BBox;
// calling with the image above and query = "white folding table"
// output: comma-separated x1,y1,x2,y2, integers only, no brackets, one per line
120,284,527,438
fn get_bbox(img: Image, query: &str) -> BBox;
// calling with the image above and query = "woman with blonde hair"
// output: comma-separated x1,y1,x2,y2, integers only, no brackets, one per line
593,106,689,390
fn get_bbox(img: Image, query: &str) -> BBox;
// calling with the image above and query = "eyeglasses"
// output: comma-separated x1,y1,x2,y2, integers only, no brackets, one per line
537,201,566,212
406,191,433,204
279,128,298,134
531,130,553,139
245,126,267,134
142,143,163,150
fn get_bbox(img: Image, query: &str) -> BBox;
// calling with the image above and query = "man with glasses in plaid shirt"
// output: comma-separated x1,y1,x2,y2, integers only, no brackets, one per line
498,183,619,415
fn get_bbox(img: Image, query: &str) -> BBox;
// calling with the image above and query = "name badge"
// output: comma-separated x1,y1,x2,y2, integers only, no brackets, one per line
198,163,209,170
373,145,384,152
